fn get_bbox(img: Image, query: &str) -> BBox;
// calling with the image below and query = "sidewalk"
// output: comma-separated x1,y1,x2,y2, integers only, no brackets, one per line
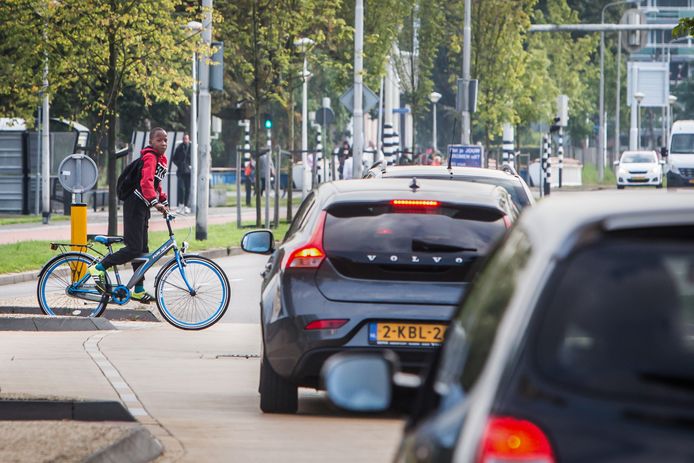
0,204,289,245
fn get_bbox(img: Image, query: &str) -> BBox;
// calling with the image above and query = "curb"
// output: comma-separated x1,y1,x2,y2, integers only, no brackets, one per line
0,307,159,323
0,316,116,331
0,246,244,287
0,399,135,421
84,426,163,463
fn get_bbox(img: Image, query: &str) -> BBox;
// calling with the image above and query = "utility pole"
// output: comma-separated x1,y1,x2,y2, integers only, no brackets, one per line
461,0,472,144
196,0,212,240
41,13,50,224
353,0,364,178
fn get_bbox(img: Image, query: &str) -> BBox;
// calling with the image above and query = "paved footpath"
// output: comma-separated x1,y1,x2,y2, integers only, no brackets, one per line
0,204,288,245
0,322,403,462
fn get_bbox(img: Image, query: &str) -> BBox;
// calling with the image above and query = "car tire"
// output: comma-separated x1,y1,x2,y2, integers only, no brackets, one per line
617,185,625,190
259,355,298,414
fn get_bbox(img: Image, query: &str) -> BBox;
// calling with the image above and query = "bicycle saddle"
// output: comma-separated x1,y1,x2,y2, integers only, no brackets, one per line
93,235,124,245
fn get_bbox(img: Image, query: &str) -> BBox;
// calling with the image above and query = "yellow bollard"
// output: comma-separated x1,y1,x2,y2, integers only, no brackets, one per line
71,203,88,282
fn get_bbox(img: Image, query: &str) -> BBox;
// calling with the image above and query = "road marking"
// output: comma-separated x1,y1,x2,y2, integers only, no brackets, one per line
83,332,153,422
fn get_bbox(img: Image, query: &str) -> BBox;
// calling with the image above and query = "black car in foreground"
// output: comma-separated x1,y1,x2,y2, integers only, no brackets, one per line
323,191,694,462
242,178,517,413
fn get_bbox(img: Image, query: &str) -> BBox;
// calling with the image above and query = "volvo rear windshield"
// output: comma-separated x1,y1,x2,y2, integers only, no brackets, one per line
670,134,694,154
535,237,694,405
322,202,507,282
324,202,506,256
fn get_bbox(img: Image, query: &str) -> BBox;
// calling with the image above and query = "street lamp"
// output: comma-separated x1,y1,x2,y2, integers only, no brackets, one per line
599,0,637,181
667,94,678,145
294,37,315,199
184,20,202,215
429,92,442,154
634,91,645,150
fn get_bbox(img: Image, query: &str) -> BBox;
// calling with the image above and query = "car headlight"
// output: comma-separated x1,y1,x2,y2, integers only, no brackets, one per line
618,167,629,176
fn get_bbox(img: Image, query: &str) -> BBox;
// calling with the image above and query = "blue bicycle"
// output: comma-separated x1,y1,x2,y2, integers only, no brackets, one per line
36,213,230,330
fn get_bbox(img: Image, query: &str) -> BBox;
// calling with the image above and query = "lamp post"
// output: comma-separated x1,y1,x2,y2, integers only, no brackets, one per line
294,37,314,199
599,0,637,181
184,20,202,215
667,94,677,144
429,92,441,153
634,91,644,150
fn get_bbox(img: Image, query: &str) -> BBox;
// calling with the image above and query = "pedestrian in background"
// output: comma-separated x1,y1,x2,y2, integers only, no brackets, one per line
172,133,191,214
244,156,254,206
257,150,275,196
339,141,351,179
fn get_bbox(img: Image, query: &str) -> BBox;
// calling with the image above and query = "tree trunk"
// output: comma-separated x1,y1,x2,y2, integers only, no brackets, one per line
107,28,118,236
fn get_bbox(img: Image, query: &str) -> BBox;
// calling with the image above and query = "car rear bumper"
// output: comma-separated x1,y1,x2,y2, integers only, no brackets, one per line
263,300,456,388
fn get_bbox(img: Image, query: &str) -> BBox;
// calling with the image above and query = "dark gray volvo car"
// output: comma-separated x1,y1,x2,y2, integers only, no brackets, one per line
242,178,517,413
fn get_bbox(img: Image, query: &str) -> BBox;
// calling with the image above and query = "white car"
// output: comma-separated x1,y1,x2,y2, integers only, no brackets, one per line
614,150,663,189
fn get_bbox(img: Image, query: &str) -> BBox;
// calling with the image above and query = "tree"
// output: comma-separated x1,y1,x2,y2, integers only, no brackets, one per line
393,0,446,152
0,0,196,234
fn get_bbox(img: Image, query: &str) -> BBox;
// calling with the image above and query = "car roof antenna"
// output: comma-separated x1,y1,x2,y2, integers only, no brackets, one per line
410,177,420,192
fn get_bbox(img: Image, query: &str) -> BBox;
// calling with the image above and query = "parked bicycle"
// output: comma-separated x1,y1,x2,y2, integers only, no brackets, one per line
36,213,230,330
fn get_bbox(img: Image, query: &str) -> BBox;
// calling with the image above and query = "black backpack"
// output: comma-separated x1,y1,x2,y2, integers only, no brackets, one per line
116,158,143,200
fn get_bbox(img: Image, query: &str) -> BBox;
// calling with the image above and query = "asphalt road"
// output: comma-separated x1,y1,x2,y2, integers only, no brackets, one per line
0,253,404,462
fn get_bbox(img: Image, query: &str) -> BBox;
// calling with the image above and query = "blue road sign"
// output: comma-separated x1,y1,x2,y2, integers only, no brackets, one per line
448,144,483,168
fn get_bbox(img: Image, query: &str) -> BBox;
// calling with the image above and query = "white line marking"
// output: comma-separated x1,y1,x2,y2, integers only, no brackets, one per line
128,408,148,416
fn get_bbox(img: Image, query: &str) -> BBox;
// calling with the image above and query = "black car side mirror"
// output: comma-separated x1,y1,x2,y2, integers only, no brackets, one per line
661,146,669,158
322,353,394,413
241,230,275,255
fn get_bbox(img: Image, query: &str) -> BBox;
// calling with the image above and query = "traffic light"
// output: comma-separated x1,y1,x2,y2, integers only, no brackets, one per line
262,113,272,129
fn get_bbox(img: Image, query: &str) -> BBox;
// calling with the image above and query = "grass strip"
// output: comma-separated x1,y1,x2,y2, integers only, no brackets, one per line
0,221,288,275
0,215,70,226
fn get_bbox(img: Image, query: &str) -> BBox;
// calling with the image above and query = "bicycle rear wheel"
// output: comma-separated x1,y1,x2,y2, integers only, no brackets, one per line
37,252,110,317
155,255,230,330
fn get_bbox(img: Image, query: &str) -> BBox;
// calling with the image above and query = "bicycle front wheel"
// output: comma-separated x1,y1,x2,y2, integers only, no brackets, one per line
37,252,109,317
155,255,230,330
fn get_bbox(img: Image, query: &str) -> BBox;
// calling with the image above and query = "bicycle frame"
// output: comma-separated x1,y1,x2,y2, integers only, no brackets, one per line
71,214,195,297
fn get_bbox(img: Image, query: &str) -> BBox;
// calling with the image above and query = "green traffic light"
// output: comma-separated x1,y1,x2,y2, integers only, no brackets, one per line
264,119,272,129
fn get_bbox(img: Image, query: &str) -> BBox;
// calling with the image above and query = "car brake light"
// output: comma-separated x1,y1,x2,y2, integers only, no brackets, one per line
477,416,555,463
503,215,512,229
391,199,440,208
284,211,327,269
304,319,349,330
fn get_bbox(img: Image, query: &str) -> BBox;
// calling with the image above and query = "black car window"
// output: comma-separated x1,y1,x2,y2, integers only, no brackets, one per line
283,192,315,242
535,239,694,405
325,203,505,255
434,229,532,394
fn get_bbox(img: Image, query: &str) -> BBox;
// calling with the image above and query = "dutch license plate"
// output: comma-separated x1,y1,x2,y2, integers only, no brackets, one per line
689,179,694,184
369,322,447,346
631,176,645,181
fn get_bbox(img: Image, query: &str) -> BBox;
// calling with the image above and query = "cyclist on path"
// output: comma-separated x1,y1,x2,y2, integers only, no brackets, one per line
88,127,170,303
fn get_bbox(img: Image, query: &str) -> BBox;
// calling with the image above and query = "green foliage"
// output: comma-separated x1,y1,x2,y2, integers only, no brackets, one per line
673,17,694,39
528,0,599,142
0,221,290,275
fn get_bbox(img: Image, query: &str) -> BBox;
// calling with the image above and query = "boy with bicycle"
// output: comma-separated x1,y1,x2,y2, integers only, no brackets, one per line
88,127,170,303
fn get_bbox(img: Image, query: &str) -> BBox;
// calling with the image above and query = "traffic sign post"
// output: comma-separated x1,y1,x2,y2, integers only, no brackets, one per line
58,154,98,258
447,144,484,168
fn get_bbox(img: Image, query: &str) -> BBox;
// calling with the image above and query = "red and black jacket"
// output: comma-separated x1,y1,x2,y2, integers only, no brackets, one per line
134,146,168,207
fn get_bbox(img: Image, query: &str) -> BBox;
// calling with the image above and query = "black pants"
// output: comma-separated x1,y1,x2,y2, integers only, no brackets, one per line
244,177,253,206
177,173,191,206
101,194,150,285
